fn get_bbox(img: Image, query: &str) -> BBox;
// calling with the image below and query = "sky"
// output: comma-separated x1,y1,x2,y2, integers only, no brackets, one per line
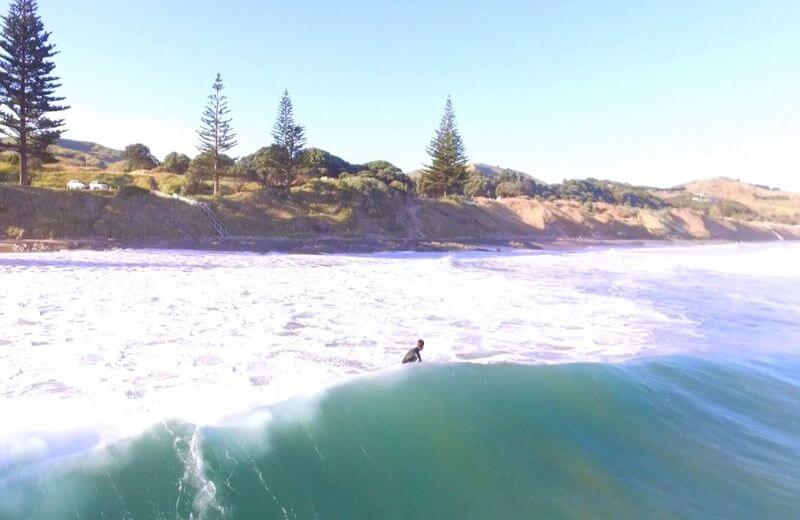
32,0,800,190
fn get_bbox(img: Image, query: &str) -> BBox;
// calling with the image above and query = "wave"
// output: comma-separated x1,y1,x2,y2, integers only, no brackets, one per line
3,358,800,519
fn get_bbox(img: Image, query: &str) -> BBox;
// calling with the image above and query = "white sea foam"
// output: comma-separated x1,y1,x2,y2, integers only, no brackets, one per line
2,242,799,463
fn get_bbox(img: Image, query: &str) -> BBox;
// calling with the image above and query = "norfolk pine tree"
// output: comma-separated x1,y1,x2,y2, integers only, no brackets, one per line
269,89,306,192
418,97,468,197
198,73,237,196
0,0,67,186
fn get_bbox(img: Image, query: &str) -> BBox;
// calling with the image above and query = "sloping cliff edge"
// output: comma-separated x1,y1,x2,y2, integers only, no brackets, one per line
1,185,798,253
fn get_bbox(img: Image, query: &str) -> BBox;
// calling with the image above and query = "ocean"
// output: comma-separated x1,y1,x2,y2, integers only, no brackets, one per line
1,243,799,518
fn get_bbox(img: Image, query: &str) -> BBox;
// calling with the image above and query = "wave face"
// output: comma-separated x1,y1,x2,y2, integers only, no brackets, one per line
3,360,800,519
2,242,800,518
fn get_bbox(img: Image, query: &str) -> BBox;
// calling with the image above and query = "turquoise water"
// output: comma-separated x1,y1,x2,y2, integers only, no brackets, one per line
2,244,800,518
3,359,800,519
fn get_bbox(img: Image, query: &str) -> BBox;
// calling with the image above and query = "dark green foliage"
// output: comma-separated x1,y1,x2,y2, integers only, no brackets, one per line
233,146,271,183
556,179,616,203
546,179,666,208
494,169,547,198
347,168,415,195
162,152,191,174
124,144,159,171
418,97,468,197
464,172,496,198
187,151,234,194
362,160,399,173
0,0,67,186
117,185,150,198
302,148,359,177
269,90,306,192
197,73,237,196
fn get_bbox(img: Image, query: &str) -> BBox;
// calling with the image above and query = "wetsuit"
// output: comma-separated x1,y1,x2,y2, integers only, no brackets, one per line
402,347,422,364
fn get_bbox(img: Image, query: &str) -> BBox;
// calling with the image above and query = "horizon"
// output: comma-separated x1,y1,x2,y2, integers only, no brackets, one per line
31,0,800,191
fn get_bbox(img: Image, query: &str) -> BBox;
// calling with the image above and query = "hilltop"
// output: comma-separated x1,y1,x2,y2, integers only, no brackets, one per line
49,139,127,170
1,138,126,171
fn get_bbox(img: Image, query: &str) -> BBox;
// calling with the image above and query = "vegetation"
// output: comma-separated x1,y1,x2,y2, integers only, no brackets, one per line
0,0,67,186
117,185,150,198
267,90,306,192
187,152,234,195
197,73,237,196
124,143,159,171
162,152,191,174
417,97,468,197
0,10,794,246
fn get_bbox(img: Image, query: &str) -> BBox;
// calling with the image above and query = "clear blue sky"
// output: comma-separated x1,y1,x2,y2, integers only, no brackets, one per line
35,0,800,189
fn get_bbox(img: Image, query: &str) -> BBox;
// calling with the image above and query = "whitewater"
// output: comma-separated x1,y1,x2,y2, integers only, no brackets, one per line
2,242,800,518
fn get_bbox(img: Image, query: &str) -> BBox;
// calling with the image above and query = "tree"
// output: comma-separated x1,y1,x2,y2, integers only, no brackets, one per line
187,151,234,194
464,172,496,198
197,73,237,196
0,0,67,186
162,152,191,174
269,89,306,192
417,97,468,197
124,143,159,171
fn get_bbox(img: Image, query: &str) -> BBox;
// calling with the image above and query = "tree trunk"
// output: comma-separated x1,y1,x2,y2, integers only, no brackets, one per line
19,149,29,186
213,154,219,196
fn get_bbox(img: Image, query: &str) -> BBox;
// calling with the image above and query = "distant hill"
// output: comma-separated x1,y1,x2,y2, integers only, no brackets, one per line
49,139,126,170
407,162,542,183
654,177,800,225
1,138,123,171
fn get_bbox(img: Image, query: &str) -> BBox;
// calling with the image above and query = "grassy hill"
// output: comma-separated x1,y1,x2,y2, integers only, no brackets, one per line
654,177,800,225
1,138,126,171
48,139,126,169
2,139,799,248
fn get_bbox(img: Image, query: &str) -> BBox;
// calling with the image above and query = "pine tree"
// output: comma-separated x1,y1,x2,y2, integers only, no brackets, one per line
418,97,468,197
0,0,67,186
197,73,237,196
269,89,306,192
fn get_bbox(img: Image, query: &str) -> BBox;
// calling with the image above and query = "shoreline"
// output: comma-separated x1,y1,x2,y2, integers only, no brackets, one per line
0,235,783,255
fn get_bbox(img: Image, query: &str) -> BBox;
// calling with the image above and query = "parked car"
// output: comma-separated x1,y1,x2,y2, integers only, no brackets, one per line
89,180,110,191
66,180,87,190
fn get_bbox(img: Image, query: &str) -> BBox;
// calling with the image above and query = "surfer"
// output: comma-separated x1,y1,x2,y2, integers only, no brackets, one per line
402,339,424,364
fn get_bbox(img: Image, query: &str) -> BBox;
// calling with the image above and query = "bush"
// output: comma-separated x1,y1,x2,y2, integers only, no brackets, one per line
302,148,359,177
162,152,191,174
464,173,496,198
556,179,616,203
116,185,150,198
337,175,389,196
124,144,160,171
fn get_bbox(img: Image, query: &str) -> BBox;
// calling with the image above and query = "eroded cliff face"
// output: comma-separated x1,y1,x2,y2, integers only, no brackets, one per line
469,198,800,241
3,180,799,246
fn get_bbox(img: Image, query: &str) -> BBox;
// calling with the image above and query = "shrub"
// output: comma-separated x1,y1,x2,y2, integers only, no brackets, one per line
337,175,389,196
124,144,160,171
116,185,150,198
162,152,191,174
464,172,496,198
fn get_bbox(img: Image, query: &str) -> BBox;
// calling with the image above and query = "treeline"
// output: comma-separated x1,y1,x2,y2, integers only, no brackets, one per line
121,77,458,200
0,0,666,211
